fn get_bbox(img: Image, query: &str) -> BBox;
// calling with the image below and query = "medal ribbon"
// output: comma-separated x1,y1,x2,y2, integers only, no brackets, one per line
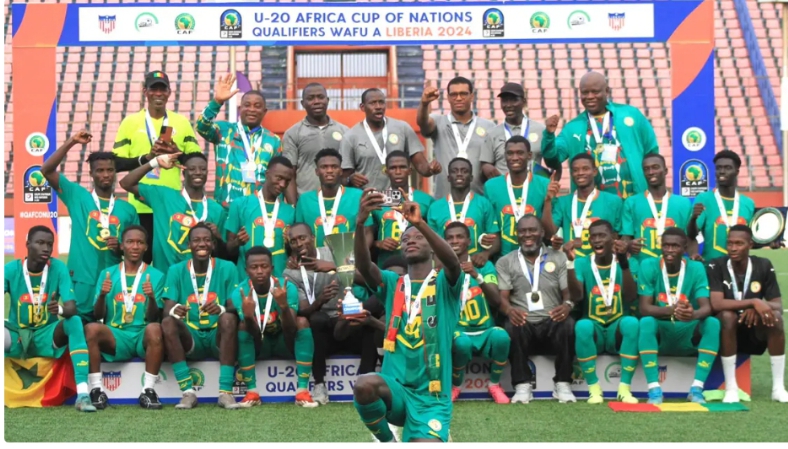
660,259,686,306
22,259,48,308
403,269,437,326
585,111,621,185
300,252,320,305
91,190,115,230
506,173,531,221
504,118,530,140
181,189,208,223
144,110,168,147
715,189,740,229
517,248,545,292
363,118,388,165
450,115,477,159
447,191,473,224
646,191,670,237
727,258,752,301
318,187,343,237
257,191,280,244
189,258,214,307
571,189,597,239
236,121,262,163
591,256,618,308
120,262,146,314
393,188,413,235
251,278,275,337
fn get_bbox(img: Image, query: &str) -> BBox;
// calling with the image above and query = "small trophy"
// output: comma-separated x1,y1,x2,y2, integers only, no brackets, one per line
324,232,365,319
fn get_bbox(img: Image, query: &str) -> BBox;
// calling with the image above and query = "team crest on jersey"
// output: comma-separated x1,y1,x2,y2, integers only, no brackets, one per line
382,210,400,220
444,217,476,228
171,213,197,228
428,419,442,432
316,215,348,227
715,216,748,226
591,284,621,295
544,262,556,273
113,293,146,303
20,292,50,303
253,217,286,229
102,371,122,391
656,293,687,305
643,217,676,229
751,281,761,293
475,127,486,137
388,134,399,145
502,204,535,216
468,286,483,298
188,291,218,304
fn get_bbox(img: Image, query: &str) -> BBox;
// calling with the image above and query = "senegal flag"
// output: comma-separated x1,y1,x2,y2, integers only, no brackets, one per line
609,402,748,413
4,353,76,408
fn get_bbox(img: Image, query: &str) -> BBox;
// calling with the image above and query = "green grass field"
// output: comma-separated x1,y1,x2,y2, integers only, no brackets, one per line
4,252,788,442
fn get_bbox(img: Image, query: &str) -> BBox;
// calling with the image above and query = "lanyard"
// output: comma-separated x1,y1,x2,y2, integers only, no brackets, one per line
587,111,612,147
251,278,275,337
447,191,472,224
591,256,618,308
517,248,544,292
257,191,280,245
300,252,320,305
503,118,529,140
506,173,531,221
120,262,146,313
181,189,208,223
22,259,48,307
646,191,670,237
571,189,597,239
660,259,686,306
363,119,388,165
144,110,168,147
727,258,752,301
91,191,115,230
393,187,414,234
450,115,477,159
403,270,437,326
318,187,343,237
236,122,262,163
715,189,740,229
189,259,214,307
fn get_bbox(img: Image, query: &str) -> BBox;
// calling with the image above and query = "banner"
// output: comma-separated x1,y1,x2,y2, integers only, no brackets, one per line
4,354,77,408
4,217,14,254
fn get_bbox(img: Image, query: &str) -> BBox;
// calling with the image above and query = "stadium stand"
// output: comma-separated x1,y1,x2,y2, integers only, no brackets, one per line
2,0,783,194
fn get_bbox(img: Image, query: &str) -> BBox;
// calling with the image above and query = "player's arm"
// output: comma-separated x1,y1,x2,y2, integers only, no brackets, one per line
195,76,237,145
635,107,659,155
416,85,439,138
55,271,77,318
93,270,112,322
282,130,300,205
613,240,637,303
119,156,171,197
541,115,570,163
542,174,561,238
41,131,92,191
412,209,461,286
480,134,501,181
565,262,583,304
691,296,713,321
355,189,385,288
639,294,672,319
479,277,502,309
410,152,434,178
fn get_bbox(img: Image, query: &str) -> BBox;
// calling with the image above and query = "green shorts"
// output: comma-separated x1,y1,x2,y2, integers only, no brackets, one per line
589,320,623,355
258,332,293,360
458,327,509,359
73,281,97,322
655,320,701,356
102,327,146,362
376,373,452,442
186,328,220,361
4,321,66,359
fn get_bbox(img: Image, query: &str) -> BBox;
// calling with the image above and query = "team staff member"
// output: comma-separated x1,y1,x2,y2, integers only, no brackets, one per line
196,73,281,208
113,70,201,264
543,71,659,199
688,151,755,261
496,215,577,404
480,83,560,181
41,131,139,321
706,225,788,403
283,83,349,204
417,76,496,198
341,88,440,191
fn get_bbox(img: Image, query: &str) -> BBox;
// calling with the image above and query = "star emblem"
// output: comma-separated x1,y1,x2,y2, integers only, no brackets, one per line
13,362,44,390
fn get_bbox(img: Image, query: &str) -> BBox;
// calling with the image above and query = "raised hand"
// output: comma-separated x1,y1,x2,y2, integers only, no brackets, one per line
692,203,705,219
69,130,92,146
155,153,180,169
201,300,222,315
205,222,221,240
143,274,154,299
613,239,629,258
471,251,490,268
376,238,400,252
395,200,423,226
429,160,442,175
421,84,440,105
214,73,240,104
241,285,257,322
272,278,290,310
105,236,119,251
100,271,113,296
349,173,369,188
460,261,479,278
546,172,560,200
47,291,59,315
551,234,564,251
545,115,560,134
358,188,385,225
236,227,250,245
629,238,644,255
562,239,577,262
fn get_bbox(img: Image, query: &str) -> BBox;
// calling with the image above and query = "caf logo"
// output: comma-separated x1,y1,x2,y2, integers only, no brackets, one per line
26,133,49,157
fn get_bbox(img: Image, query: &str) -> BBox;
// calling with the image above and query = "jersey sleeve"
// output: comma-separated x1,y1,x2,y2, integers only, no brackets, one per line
439,269,463,305
112,116,134,158
705,261,725,293
4,262,12,295
760,259,781,301
286,281,300,312
482,198,501,234
93,269,109,305
57,268,76,303
426,113,443,140
556,252,569,291
377,270,399,311
404,123,425,156
225,201,242,236
638,260,656,297
339,133,356,171
695,195,708,230
541,127,570,163
551,196,565,231
56,173,82,208
496,257,513,291
480,262,498,285
153,271,166,308
609,196,624,233
621,197,635,237
282,127,299,166
690,262,711,301
163,265,181,303
136,183,166,208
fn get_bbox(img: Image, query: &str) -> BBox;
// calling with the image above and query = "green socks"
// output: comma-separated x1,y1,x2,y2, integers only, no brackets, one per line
237,331,257,390
694,317,720,385
354,398,394,442
575,319,600,385
638,317,661,385
452,333,472,387
63,316,89,385
488,328,510,384
172,360,193,392
219,365,235,394
295,328,314,390
618,316,640,385
576,317,640,386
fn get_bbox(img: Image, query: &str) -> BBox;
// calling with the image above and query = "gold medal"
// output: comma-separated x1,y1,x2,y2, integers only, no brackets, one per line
99,228,111,239
530,292,540,302
381,166,387,174
33,305,43,324
124,312,134,324
264,235,275,248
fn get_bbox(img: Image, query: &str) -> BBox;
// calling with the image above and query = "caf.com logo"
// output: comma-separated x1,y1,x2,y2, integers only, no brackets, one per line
25,133,49,157
682,127,707,152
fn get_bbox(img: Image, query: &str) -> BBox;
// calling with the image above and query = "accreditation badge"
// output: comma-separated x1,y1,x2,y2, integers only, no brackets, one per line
241,161,256,183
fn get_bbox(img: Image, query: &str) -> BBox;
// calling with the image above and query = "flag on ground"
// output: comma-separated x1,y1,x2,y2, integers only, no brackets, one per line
608,402,749,413
4,353,77,408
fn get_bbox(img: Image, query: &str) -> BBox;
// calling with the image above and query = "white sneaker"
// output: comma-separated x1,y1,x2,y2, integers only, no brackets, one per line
371,423,401,443
772,388,788,403
553,382,577,403
723,389,740,403
312,383,329,405
511,383,533,404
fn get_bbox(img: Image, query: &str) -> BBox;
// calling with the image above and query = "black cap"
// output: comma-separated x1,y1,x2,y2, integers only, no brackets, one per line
497,82,524,98
144,71,170,89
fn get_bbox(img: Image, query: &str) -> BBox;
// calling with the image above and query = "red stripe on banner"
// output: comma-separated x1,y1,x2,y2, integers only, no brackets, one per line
40,353,76,407
608,402,661,413
667,0,714,99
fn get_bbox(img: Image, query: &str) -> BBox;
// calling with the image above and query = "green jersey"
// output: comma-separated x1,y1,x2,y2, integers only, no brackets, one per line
541,102,659,199
163,258,239,331
93,263,166,331
694,190,755,260
294,187,373,247
196,99,283,208
552,190,623,258
484,174,550,256
226,195,295,278
137,184,226,272
621,192,692,262
458,261,498,333
4,259,76,329
231,278,300,335
574,256,629,326
57,174,139,285
427,193,500,256
371,189,434,266
637,257,710,313
378,269,462,395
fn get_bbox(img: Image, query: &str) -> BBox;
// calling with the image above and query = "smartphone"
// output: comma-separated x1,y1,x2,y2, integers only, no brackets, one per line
159,126,174,143
380,189,403,208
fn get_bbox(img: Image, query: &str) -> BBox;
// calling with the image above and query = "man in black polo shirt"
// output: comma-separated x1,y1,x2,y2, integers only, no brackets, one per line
706,224,788,403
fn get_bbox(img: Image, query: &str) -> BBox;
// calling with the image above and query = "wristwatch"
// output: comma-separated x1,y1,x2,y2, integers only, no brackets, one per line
564,300,575,310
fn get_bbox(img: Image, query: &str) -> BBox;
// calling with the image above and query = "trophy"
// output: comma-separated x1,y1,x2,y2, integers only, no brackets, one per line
752,207,787,247
324,232,365,319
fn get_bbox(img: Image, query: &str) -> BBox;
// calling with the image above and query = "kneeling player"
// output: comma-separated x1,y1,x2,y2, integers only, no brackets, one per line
85,225,166,410
706,224,788,402
4,226,94,412
445,222,510,404
352,190,463,442
567,220,640,404
234,246,318,408
161,223,241,409
637,227,719,404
